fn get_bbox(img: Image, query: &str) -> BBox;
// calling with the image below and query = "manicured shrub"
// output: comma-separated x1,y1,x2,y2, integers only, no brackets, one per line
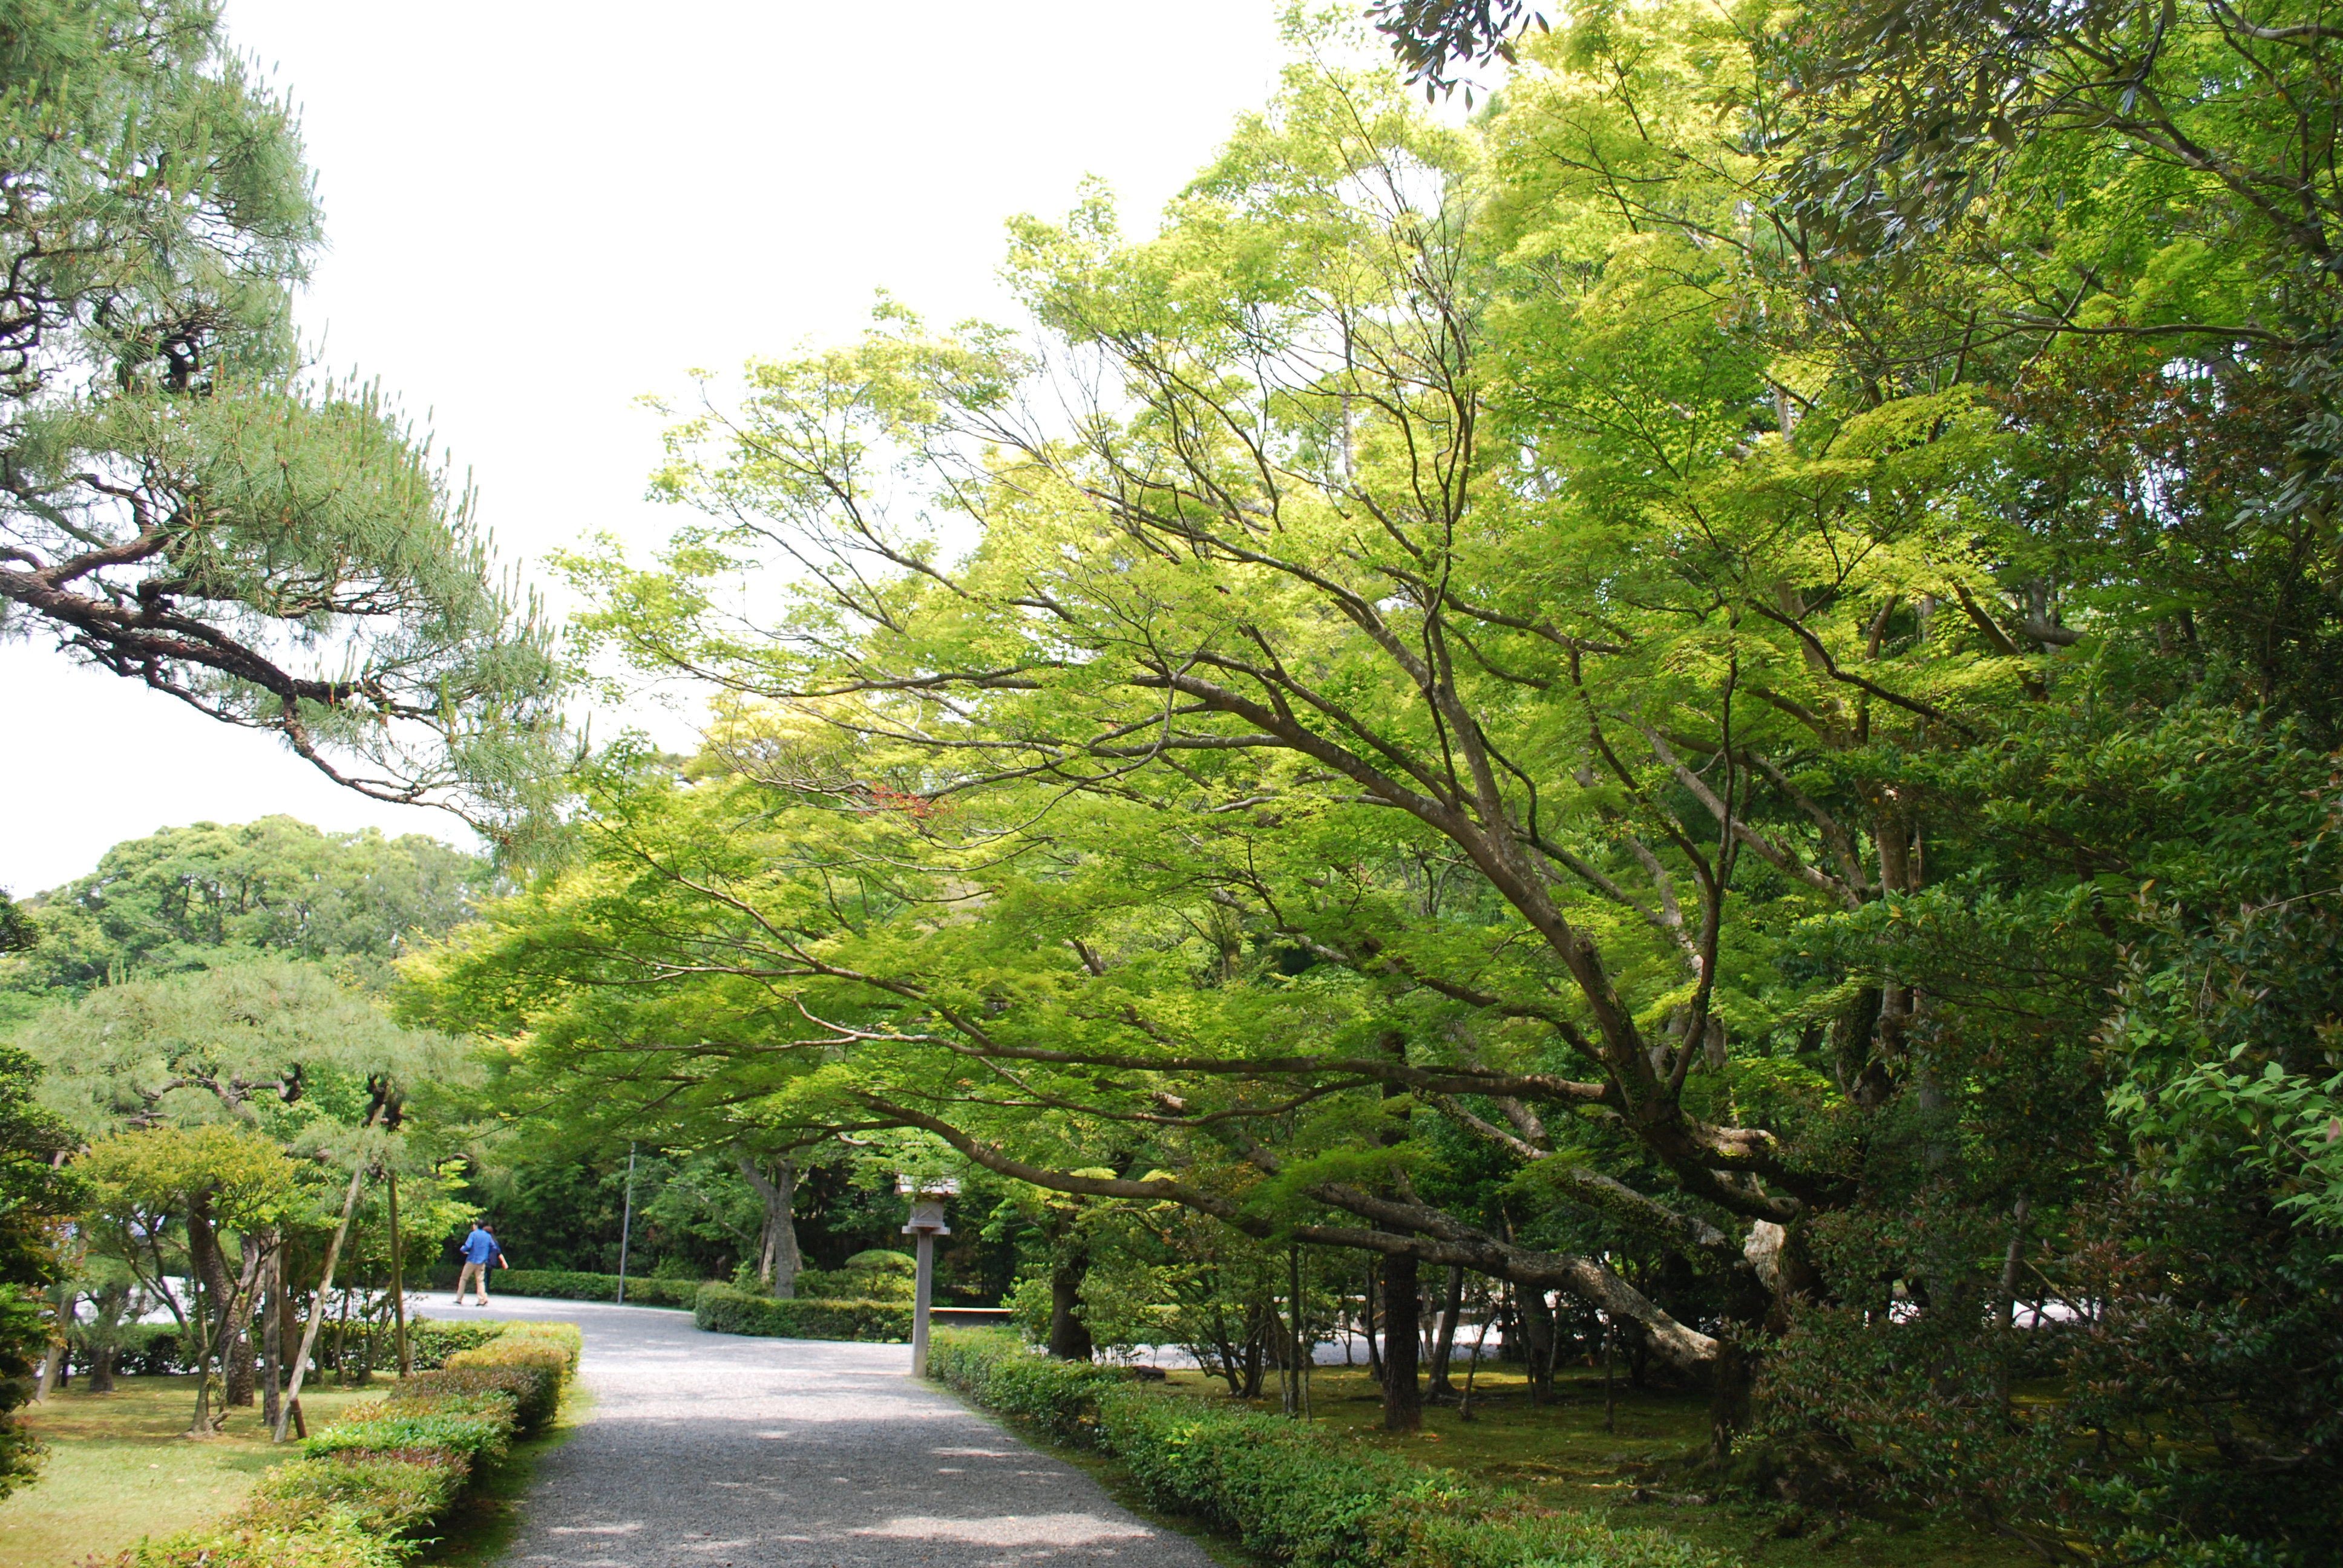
302,1395,516,1468
136,1317,585,1566
693,1282,912,1341
487,1319,582,1376
404,1318,506,1369
928,1330,1731,1568
111,1512,409,1568
393,1364,558,1434
239,1452,467,1539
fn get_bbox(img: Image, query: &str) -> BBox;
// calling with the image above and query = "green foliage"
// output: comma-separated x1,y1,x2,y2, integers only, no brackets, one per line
238,1452,467,1540
21,958,478,1140
394,1364,559,1435
0,1043,76,1498
929,1331,1727,1568
1,817,498,1001
0,1,569,834
207,1318,577,1560
692,1282,913,1342
402,1318,509,1370
108,1513,413,1568
301,1399,516,1468
488,1319,582,1378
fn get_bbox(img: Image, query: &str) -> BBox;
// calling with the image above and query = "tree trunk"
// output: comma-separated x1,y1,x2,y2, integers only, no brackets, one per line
1428,1265,1463,1395
1381,1250,1421,1432
224,1233,261,1406
87,1341,117,1394
261,1243,283,1431
1047,1249,1094,1361
1709,1332,1755,1467
735,1150,801,1298
1362,1262,1383,1379
1521,1286,1556,1405
185,1190,227,1434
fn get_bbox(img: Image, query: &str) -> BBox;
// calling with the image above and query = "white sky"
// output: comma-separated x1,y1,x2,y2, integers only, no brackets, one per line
1,0,1296,895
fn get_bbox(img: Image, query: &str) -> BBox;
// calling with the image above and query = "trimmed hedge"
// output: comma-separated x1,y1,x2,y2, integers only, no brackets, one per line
406,1318,507,1369
110,1318,581,1567
239,1452,467,1538
692,1281,912,1341
488,1319,582,1377
394,1364,558,1434
302,1394,518,1469
111,1515,407,1568
928,1330,1731,1568
427,1266,710,1308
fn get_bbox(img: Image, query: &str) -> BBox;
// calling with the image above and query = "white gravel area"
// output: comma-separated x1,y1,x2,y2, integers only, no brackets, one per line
435,1296,1216,1568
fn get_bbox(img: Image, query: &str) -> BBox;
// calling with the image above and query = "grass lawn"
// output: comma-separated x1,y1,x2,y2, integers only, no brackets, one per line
1133,1361,2038,1568
0,1374,390,1568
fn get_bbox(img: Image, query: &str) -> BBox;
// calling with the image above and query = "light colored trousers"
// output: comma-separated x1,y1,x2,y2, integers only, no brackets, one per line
457,1261,493,1300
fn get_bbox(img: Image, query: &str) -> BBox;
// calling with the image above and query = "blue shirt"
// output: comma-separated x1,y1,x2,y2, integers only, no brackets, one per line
461,1230,498,1264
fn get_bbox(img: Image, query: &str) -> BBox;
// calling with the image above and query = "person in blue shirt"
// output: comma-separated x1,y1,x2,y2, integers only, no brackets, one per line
456,1222,506,1306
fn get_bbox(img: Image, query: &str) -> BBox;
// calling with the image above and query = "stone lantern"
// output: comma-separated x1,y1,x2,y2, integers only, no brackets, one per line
899,1175,958,1376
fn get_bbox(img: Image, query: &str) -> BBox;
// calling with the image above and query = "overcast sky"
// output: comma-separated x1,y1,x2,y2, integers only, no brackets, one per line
1,0,1296,895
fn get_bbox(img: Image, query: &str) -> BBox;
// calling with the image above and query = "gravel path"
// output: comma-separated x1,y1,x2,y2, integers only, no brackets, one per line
441,1295,1213,1568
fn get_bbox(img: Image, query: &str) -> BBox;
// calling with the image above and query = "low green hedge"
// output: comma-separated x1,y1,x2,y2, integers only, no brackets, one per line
427,1266,709,1308
111,1514,407,1568
239,1452,467,1539
394,1363,558,1434
928,1330,1731,1568
302,1395,518,1469
110,1318,581,1566
406,1318,506,1369
488,1319,582,1376
692,1281,913,1341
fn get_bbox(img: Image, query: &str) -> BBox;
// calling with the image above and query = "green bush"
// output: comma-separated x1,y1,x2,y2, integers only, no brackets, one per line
928,1330,1731,1568
429,1267,707,1307
111,1512,410,1568
795,1250,918,1303
152,1316,585,1566
393,1364,558,1435
404,1318,506,1370
693,1282,912,1341
302,1395,517,1468
489,1319,582,1377
74,1320,195,1376
239,1452,466,1539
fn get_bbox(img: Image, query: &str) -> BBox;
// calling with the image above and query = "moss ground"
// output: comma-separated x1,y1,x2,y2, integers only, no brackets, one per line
0,1374,388,1568
1139,1360,2038,1568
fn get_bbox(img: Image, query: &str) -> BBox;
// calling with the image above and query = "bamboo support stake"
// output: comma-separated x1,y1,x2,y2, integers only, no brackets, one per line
273,1107,381,1443
388,1171,410,1379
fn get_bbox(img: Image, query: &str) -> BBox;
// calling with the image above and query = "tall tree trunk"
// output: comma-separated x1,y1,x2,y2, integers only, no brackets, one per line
185,1190,227,1434
1381,1250,1421,1432
735,1150,801,1298
1047,1240,1094,1361
224,1233,261,1406
1428,1265,1463,1394
1521,1286,1556,1405
260,1242,282,1431
1362,1262,1383,1378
